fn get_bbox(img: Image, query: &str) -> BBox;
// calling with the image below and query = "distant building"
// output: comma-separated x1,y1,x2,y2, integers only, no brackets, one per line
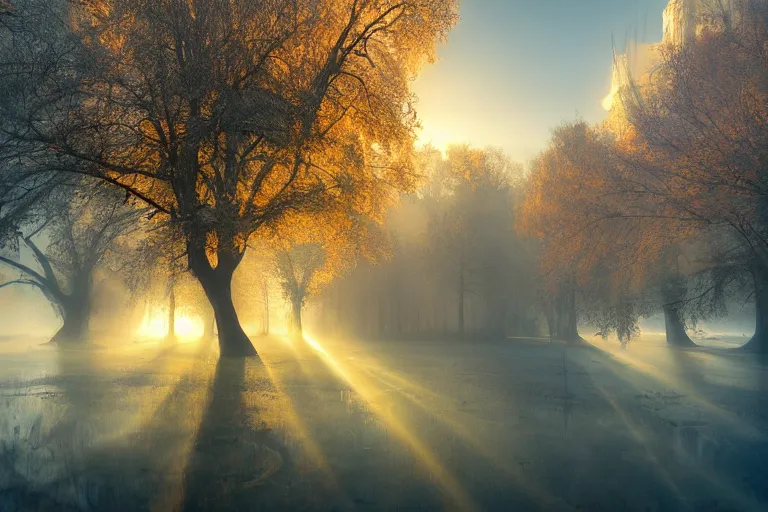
662,0,744,45
603,0,748,129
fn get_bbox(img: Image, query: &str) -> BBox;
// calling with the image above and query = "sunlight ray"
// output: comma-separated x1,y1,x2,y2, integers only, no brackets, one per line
357,362,567,509
149,351,216,511
302,335,480,512
587,341,763,440
592,378,763,512
257,346,347,500
591,380,684,500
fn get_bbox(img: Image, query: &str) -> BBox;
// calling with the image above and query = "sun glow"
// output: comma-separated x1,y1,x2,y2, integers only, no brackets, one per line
602,83,619,111
136,309,204,340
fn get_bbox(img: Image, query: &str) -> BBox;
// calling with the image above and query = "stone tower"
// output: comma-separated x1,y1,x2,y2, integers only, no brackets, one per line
603,0,747,121
663,0,745,46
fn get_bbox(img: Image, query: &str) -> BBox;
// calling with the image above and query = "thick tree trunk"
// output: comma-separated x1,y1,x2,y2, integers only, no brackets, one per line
742,264,768,353
663,303,696,347
661,276,696,347
51,295,90,344
189,247,256,357
203,277,257,356
552,286,581,342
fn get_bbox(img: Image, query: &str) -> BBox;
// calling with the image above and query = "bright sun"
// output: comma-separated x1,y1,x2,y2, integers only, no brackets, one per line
136,309,204,340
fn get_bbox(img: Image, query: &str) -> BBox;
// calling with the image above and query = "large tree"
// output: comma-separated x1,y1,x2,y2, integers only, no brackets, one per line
617,0,768,351
0,0,457,355
519,121,710,345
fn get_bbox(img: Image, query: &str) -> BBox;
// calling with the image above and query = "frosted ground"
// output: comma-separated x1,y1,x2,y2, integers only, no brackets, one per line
0,334,766,511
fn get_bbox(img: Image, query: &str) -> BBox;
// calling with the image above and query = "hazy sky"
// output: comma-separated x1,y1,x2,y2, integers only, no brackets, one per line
413,0,671,164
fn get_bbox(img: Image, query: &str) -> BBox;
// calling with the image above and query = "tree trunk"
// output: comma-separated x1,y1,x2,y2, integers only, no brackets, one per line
552,285,581,343
545,308,556,342
203,277,256,356
291,298,303,338
661,276,695,347
51,294,90,344
663,303,696,347
167,282,176,341
262,279,270,335
203,306,216,339
742,264,768,353
189,247,257,357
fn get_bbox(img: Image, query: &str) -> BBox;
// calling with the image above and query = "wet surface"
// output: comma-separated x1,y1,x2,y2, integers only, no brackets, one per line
1,335,767,511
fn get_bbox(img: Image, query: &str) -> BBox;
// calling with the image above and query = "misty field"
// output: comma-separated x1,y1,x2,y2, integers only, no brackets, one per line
1,335,766,511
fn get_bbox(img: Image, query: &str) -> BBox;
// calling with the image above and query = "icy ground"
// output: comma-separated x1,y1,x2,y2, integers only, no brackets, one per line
0,334,767,511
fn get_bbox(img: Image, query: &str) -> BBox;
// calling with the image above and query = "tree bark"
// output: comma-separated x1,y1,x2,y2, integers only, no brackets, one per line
51,293,90,344
291,297,303,338
167,281,176,341
742,264,768,353
663,303,697,347
661,275,696,347
189,246,257,357
551,285,581,343
203,307,216,339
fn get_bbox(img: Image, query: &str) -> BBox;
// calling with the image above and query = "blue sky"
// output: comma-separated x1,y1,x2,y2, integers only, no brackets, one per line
413,0,671,164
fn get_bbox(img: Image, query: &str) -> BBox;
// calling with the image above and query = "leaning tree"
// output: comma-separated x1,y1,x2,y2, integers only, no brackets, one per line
0,185,144,343
0,0,457,355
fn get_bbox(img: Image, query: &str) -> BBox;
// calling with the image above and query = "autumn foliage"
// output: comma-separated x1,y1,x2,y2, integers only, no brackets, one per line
521,1,768,349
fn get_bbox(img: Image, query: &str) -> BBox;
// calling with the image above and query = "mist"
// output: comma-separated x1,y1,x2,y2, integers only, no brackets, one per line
1,0,767,511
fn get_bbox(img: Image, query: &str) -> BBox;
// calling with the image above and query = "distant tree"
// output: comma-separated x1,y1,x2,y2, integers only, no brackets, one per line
0,0,458,356
132,227,190,341
0,186,144,342
314,145,536,341
519,121,707,345
267,208,384,338
274,242,326,337
519,123,613,343
427,146,529,338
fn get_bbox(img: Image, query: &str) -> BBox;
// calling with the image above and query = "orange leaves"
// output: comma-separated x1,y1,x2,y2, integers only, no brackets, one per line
25,0,458,282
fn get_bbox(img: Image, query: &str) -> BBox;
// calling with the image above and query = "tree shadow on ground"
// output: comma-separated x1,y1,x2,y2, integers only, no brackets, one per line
182,355,290,512
568,343,768,511
0,339,224,511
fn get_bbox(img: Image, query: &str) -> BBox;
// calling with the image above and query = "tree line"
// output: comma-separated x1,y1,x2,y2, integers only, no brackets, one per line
520,0,768,352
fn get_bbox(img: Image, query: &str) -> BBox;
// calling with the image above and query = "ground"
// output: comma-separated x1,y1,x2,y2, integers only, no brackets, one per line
0,334,767,511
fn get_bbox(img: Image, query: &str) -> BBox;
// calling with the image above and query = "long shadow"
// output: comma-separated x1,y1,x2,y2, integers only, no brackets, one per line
88,338,218,511
569,343,768,511
1,338,228,511
182,355,291,511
